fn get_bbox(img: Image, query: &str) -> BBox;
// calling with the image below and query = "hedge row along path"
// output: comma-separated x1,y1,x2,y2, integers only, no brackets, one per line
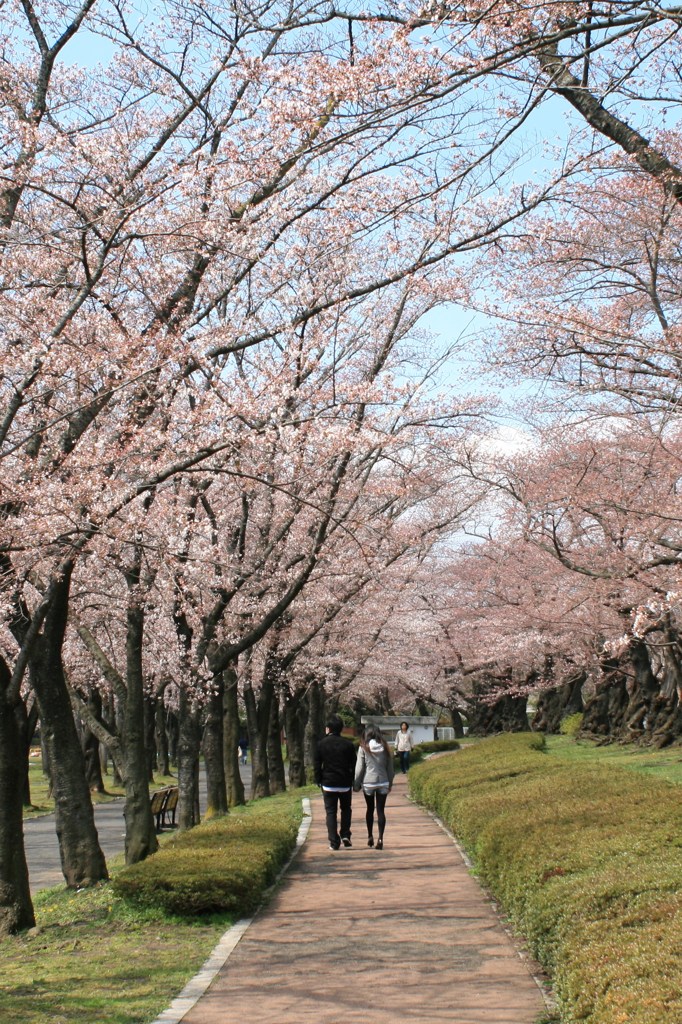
174,774,549,1024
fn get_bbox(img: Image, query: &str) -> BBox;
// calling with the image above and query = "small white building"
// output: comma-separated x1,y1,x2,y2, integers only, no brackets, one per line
360,715,438,746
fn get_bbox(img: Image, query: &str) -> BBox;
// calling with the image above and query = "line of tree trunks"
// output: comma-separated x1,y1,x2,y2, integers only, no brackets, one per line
466,673,530,735
532,669,586,734
581,640,682,747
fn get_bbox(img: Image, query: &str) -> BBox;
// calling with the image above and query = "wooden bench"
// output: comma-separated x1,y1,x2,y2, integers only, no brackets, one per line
150,786,179,832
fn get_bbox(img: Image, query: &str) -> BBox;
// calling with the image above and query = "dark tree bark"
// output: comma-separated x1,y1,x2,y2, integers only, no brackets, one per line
304,678,326,779
30,569,108,886
580,651,630,740
244,649,282,800
177,688,201,830
582,639,682,747
167,709,179,768
16,697,38,807
466,673,530,736
448,706,466,739
40,727,53,797
223,663,245,807
532,670,586,734
122,600,158,864
283,686,308,788
155,692,171,778
144,690,158,781
82,689,106,793
244,670,271,800
101,692,123,786
267,691,286,794
203,682,228,817
0,659,35,934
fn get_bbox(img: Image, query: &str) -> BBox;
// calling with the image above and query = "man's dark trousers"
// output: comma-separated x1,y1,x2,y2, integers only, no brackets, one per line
323,789,352,847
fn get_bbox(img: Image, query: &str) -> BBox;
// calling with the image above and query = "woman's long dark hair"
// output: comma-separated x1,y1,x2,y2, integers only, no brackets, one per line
361,725,390,757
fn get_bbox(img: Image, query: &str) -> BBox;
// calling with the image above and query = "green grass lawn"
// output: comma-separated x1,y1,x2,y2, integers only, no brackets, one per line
545,734,682,784
24,757,177,818
3,790,307,1024
2,883,230,1024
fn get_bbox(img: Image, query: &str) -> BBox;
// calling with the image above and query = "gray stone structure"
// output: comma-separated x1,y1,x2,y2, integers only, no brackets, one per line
360,715,438,745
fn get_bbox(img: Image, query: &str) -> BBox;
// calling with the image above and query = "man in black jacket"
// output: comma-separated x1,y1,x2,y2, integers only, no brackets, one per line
314,714,356,850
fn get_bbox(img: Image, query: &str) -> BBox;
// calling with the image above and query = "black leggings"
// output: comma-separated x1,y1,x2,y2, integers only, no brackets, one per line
364,789,388,839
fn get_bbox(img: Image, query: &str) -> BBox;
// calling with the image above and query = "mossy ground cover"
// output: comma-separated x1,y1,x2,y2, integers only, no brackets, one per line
409,734,682,1024
2,789,307,1024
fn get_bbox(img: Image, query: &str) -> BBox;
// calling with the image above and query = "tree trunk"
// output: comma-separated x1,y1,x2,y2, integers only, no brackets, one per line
155,696,171,778
102,692,123,786
122,601,158,864
304,679,326,781
466,673,530,735
40,727,53,797
223,663,245,807
15,697,37,808
82,689,106,793
0,661,35,934
448,706,466,739
244,670,271,800
177,688,201,830
267,691,286,794
283,686,308,788
30,569,108,887
532,670,586,734
167,709,179,768
203,682,228,817
581,652,631,740
144,690,158,781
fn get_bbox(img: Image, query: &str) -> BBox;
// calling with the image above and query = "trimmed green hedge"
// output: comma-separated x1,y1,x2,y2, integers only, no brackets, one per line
112,790,305,917
392,738,460,768
409,734,682,1024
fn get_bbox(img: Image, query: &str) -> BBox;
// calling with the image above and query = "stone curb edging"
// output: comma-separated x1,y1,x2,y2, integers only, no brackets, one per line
149,797,313,1024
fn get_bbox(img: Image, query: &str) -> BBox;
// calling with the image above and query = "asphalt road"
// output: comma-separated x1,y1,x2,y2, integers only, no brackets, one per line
23,763,252,893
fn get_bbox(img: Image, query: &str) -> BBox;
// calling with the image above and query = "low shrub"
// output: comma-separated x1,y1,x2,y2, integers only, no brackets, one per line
112,790,304,917
414,739,461,754
405,739,460,766
409,734,682,1024
559,713,584,737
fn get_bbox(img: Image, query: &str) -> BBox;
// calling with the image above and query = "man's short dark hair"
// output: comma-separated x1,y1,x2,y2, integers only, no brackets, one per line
326,714,344,735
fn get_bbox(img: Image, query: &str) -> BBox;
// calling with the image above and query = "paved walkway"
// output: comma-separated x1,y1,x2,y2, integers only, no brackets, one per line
180,775,549,1024
23,765,252,893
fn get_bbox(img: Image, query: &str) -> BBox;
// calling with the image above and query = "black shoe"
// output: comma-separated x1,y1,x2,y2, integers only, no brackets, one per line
367,836,374,847
376,838,383,850
341,837,352,848
329,841,340,850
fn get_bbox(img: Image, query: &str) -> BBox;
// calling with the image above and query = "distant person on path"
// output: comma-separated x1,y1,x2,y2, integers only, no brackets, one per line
314,714,356,850
238,735,249,765
354,725,394,849
394,721,414,773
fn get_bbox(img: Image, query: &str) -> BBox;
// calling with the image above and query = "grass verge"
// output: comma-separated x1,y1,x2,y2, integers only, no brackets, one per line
2,789,307,1024
409,733,682,1024
23,758,177,818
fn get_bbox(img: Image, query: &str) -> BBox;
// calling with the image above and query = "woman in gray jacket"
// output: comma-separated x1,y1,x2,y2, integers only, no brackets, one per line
354,726,394,849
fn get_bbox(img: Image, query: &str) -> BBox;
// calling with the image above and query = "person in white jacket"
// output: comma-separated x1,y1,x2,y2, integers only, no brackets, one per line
354,726,394,849
394,721,414,774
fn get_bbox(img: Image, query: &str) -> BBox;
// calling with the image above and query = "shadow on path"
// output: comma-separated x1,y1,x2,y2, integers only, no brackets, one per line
179,775,549,1024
